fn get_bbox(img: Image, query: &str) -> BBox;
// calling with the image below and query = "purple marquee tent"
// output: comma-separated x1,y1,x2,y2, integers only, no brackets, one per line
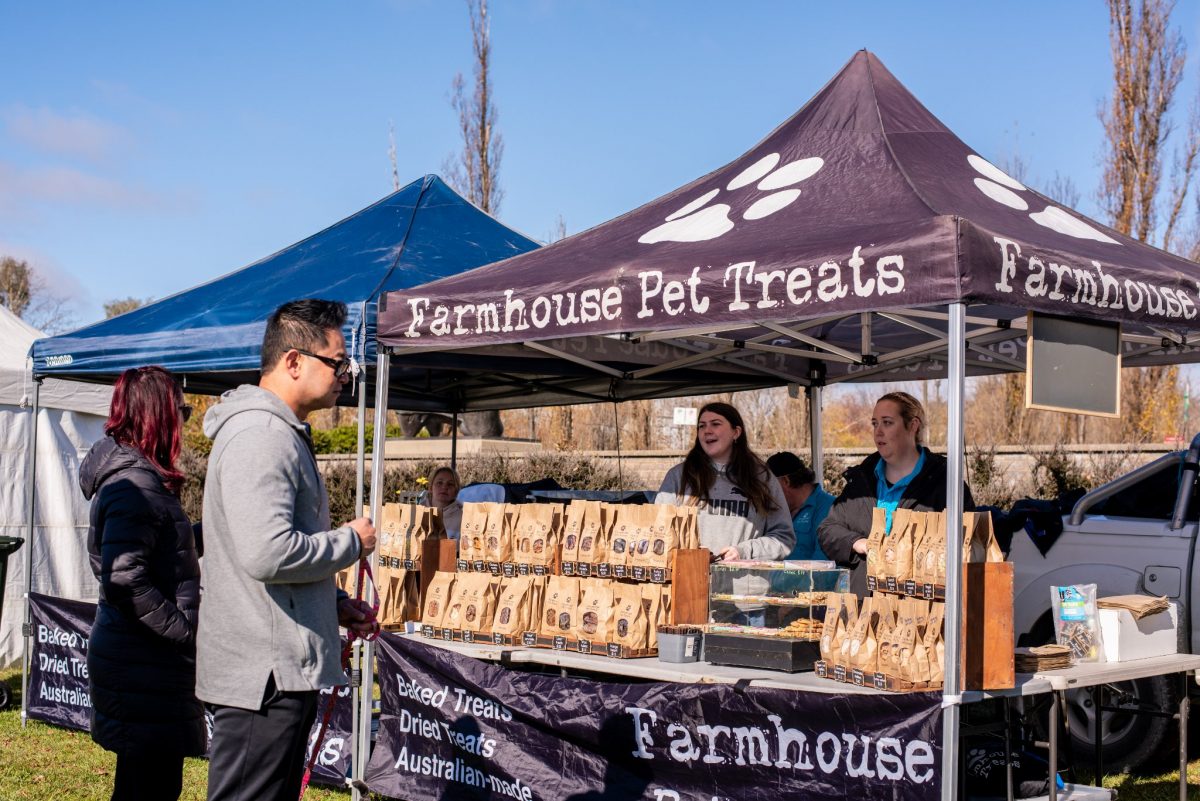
363,51,1200,800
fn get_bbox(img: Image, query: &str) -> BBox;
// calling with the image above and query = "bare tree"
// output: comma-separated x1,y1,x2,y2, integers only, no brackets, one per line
444,0,503,214
388,120,401,192
0,256,32,318
1099,0,1196,246
0,256,75,333
103,296,150,319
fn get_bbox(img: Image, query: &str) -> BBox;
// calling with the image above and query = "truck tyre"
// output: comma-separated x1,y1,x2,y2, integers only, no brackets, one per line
1063,674,1175,774
1022,613,1175,773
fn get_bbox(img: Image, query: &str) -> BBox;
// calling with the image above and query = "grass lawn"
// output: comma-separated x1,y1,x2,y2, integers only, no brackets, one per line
1,667,1197,800
0,669,350,801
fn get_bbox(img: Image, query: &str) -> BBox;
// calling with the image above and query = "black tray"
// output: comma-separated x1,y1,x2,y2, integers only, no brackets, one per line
703,633,820,673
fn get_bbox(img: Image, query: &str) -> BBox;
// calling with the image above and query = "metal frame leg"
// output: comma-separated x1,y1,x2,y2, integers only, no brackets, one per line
1004,699,1015,801
1049,692,1059,801
1180,672,1190,801
1092,684,1103,789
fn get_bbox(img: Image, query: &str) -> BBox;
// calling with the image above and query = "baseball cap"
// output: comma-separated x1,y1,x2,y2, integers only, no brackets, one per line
767,451,807,478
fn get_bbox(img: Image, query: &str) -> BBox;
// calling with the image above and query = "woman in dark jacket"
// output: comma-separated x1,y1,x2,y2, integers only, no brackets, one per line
79,366,204,801
818,391,974,596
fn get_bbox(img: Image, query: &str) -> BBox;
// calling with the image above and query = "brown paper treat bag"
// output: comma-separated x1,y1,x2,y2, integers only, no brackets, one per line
461,503,489,563
841,597,873,667
911,512,940,585
532,504,562,567
924,603,945,683
926,512,948,586
483,503,513,564
540,575,581,638
865,507,889,582
493,576,532,635
962,511,1004,563
820,599,847,664
624,505,650,568
829,595,858,664
443,573,477,631
377,503,404,567
577,580,616,642
846,607,878,673
909,626,933,685
613,584,648,650
675,504,700,551
608,506,634,567
586,501,609,565
881,508,912,584
510,506,533,562
560,501,586,565
893,514,916,584
421,572,457,628
378,568,411,629
641,583,664,649
892,622,917,680
907,513,929,584
462,574,501,635
646,504,679,570
575,502,603,565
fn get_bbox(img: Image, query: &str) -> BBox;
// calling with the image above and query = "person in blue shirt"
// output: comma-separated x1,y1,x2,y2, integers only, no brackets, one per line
766,451,834,561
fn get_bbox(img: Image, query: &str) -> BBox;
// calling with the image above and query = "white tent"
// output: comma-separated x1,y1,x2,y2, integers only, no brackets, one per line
0,306,111,669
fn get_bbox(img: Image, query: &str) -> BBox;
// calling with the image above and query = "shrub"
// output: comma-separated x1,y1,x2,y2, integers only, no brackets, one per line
1030,445,1090,500
821,454,848,497
967,445,1017,509
311,424,404,455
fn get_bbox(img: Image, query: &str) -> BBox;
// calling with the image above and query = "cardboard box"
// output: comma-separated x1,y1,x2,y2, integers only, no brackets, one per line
1099,602,1178,663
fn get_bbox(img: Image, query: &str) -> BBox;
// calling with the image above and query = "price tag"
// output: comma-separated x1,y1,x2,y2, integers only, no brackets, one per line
632,567,646,581
502,563,516,578
422,625,434,638
607,643,621,659
521,632,538,647
462,631,475,644
904,580,917,596
488,563,501,577
613,565,627,579
596,563,611,578
562,562,576,577
577,640,592,655
650,568,666,583
456,560,469,573
577,563,591,578
553,636,567,651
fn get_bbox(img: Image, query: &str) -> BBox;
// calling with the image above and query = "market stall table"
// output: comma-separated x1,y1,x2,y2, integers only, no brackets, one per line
1030,654,1200,801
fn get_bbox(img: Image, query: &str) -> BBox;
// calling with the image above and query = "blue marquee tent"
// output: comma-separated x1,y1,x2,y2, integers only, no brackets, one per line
29,175,539,399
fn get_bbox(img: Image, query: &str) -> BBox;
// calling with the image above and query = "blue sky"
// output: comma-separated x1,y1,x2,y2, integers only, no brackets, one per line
3,1,1199,329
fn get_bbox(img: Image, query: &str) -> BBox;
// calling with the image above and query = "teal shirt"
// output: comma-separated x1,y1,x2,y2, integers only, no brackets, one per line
874,448,927,534
786,486,835,560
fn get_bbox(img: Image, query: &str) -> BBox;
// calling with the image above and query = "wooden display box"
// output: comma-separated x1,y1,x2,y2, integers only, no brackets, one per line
961,561,1014,691
416,538,460,605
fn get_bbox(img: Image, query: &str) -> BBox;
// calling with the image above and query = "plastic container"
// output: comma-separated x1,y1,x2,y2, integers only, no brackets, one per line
657,626,702,663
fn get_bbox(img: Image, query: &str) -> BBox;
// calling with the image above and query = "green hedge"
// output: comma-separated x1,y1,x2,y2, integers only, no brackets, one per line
310,424,405,454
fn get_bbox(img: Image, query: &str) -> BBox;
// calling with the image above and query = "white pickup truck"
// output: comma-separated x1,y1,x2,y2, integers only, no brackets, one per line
1008,445,1197,772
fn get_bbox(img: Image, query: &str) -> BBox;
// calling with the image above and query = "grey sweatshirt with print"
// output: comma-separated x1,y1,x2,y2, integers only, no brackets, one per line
656,462,795,560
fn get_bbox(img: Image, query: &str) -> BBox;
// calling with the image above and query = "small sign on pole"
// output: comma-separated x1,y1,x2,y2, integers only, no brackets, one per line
673,406,699,426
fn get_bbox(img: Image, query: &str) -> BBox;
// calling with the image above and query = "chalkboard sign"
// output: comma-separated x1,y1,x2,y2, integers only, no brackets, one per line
1025,312,1121,417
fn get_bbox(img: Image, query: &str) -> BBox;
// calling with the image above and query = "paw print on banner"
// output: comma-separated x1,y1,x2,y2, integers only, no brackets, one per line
968,155,1118,245
638,153,825,244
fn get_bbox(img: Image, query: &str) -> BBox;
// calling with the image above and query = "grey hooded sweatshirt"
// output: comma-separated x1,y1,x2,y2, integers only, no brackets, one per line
196,385,360,710
656,462,794,560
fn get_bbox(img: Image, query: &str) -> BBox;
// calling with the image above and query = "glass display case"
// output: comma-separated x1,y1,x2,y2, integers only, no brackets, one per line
705,560,850,671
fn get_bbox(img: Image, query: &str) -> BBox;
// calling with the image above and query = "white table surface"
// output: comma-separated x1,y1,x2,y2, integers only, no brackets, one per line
1031,652,1200,690
398,634,1056,698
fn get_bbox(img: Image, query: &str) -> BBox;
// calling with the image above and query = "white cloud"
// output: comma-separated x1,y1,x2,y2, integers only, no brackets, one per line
3,104,130,162
0,160,179,213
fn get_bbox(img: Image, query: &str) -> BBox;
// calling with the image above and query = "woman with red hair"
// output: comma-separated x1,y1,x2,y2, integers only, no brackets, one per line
79,366,204,801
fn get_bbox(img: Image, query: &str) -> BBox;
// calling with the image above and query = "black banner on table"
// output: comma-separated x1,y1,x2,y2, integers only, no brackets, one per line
26,591,94,731
303,680,355,785
366,634,943,801
27,593,352,787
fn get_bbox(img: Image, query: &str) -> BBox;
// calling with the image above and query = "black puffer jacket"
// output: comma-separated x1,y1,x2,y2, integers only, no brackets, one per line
79,436,206,757
818,450,975,596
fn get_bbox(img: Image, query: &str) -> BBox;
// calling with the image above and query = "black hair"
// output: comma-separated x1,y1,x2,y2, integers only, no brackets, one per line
261,299,348,374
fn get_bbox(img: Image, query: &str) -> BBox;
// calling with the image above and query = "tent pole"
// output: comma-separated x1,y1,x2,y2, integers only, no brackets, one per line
350,364,368,794
941,302,966,801
20,377,41,729
451,413,459,471
353,351,391,800
806,385,823,485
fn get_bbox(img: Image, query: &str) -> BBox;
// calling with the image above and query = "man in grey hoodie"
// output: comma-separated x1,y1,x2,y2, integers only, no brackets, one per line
198,299,377,801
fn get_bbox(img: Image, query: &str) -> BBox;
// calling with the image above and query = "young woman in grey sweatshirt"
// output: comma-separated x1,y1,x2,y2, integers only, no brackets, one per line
655,402,794,561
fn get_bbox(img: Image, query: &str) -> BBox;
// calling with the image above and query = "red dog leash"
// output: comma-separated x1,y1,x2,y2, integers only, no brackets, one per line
299,557,379,798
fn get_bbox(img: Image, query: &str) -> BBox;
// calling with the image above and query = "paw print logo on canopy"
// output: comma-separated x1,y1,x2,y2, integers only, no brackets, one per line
968,155,1118,245
638,153,825,244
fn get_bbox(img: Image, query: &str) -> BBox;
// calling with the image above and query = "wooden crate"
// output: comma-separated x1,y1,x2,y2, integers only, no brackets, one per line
961,561,1014,691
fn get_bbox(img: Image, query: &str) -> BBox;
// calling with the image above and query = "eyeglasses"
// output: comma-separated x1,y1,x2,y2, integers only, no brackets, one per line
179,404,193,423
292,347,353,379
